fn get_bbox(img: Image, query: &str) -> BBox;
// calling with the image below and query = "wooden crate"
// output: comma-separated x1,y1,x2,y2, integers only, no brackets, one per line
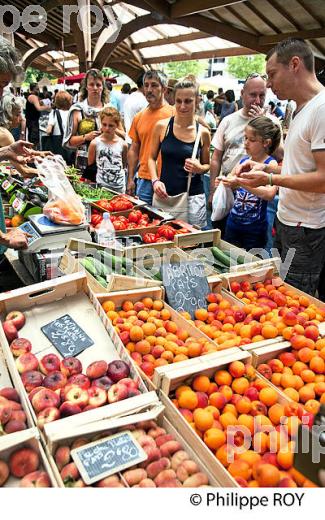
46,401,220,488
0,346,34,431
176,229,280,275
133,246,190,281
0,273,150,437
59,248,162,294
0,428,58,487
158,350,293,487
222,265,325,337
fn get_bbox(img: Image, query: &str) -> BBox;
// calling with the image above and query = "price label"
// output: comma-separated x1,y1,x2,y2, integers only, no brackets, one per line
12,197,25,213
41,314,94,358
2,179,11,190
71,431,147,485
161,261,210,319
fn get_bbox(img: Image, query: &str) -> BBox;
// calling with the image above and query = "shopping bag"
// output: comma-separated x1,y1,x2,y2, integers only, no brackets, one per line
36,155,85,225
211,180,234,221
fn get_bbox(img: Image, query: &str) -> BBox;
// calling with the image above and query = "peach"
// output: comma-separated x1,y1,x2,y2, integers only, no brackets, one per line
255,463,280,487
203,428,226,450
54,446,71,471
0,460,9,486
9,448,39,478
20,470,51,488
176,460,200,482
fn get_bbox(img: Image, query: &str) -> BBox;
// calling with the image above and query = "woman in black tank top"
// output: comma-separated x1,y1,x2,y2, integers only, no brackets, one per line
148,79,211,227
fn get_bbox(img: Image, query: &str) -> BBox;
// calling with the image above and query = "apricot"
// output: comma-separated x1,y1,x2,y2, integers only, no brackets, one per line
255,463,280,487
309,356,325,374
135,340,151,355
292,361,308,375
130,326,144,342
102,300,115,312
261,323,278,339
235,397,252,414
300,369,315,383
259,387,278,407
152,300,164,311
228,361,246,378
214,370,232,386
277,447,294,470
193,409,214,432
237,414,254,435
283,388,300,402
231,377,249,395
187,342,202,358
239,450,261,467
228,460,251,481
252,432,269,454
271,373,282,386
280,373,297,389
304,399,320,415
219,412,238,429
204,428,226,450
219,385,233,402
178,390,198,410
215,444,232,467
142,322,156,336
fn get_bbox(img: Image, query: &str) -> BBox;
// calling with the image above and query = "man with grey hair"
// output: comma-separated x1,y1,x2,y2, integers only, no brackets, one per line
127,70,174,204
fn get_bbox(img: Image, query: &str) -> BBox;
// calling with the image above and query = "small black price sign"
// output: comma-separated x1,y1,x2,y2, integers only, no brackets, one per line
161,261,210,319
71,431,147,485
41,314,94,358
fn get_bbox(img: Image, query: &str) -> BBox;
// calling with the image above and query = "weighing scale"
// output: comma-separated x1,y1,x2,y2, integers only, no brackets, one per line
17,214,92,283
18,214,91,253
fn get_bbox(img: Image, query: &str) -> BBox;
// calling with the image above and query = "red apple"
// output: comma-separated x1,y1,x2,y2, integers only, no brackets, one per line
20,470,51,487
107,382,128,403
21,370,44,393
0,387,20,402
107,360,130,382
31,388,60,413
59,402,82,417
68,374,91,390
9,338,32,357
16,353,39,374
87,386,107,407
2,321,18,343
60,357,82,378
5,311,25,330
39,354,61,375
86,360,108,380
37,407,60,429
91,376,113,391
43,371,67,391
65,386,89,408
9,448,39,478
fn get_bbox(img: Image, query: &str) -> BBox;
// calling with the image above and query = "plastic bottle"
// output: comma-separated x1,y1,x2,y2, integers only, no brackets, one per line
95,212,116,247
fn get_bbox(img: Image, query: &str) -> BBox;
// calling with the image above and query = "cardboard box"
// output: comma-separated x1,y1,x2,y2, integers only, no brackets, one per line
46,400,220,487
0,428,58,487
0,273,150,436
158,350,293,487
176,229,280,275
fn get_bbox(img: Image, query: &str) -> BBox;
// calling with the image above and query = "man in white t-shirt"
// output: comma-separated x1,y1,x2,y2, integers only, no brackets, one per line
123,72,147,145
209,74,283,232
237,38,325,296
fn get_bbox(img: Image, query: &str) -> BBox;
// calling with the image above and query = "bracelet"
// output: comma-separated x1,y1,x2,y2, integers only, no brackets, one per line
152,179,159,187
268,173,273,186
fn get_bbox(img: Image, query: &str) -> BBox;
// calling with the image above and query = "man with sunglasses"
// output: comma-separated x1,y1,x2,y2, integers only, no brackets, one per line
237,38,325,297
209,72,282,233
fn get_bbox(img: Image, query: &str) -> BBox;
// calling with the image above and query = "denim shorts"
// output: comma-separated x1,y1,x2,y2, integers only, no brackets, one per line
136,178,153,205
274,217,325,296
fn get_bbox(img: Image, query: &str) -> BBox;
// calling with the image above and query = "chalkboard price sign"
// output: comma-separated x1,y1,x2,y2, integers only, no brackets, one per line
71,431,147,485
41,314,94,358
161,261,210,319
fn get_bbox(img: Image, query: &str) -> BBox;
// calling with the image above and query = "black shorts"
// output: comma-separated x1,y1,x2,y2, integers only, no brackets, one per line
274,217,325,296
27,122,40,147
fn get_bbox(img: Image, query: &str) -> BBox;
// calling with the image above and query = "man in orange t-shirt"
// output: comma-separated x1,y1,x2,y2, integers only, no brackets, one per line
127,70,174,204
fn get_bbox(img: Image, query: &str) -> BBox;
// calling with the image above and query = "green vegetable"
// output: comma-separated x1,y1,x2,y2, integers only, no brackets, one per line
223,249,245,264
152,272,162,281
211,246,231,268
81,256,112,277
95,275,108,288
100,250,133,270
72,181,115,201
80,258,97,277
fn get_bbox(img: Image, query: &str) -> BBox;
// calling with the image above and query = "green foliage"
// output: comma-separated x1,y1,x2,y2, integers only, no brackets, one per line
102,67,120,77
23,67,55,85
226,55,266,80
163,60,208,80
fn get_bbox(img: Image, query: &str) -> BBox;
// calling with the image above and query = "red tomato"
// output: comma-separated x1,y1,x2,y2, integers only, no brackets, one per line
138,219,150,227
115,216,128,224
143,233,157,244
91,214,103,227
127,222,138,229
128,210,142,223
113,221,127,231
156,224,177,240
5,218,11,228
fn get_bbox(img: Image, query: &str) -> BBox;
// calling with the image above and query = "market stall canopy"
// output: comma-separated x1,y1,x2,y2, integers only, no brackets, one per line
4,0,325,80
57,73,117,85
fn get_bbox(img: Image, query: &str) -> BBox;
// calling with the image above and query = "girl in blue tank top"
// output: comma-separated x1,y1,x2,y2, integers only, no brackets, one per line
214,116,281,250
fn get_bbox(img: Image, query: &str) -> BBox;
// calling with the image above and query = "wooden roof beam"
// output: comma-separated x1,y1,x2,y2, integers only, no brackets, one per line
171,1,246,18
259,27,325,46
131,31,210,50
142,46,256,64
